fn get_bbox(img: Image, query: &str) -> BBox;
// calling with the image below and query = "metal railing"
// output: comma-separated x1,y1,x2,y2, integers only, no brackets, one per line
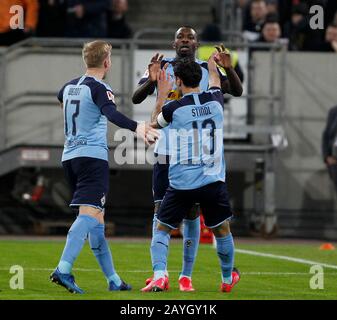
0,33,288,151
0,33,289,234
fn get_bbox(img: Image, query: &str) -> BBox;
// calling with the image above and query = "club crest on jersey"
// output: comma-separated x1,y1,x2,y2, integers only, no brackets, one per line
185,240,192,248
106,91,115,103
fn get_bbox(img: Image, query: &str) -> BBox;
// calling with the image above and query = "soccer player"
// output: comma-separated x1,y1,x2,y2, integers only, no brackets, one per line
132,26,242,291
50,40,158,294
141,49,240,293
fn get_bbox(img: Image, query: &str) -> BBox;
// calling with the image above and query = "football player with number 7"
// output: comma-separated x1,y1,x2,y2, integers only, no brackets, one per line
50,40,158,294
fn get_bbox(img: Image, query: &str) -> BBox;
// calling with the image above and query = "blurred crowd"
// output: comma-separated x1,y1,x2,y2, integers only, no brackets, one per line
237,0,337,52
0,0,337,53
0,0,132,46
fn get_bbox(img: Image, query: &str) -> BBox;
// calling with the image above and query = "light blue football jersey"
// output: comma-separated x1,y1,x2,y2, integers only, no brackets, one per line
157,88,226,190
138,58,227,156
57,76,115,162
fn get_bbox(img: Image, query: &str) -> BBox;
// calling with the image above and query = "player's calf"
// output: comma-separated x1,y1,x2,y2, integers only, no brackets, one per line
212,220,238,292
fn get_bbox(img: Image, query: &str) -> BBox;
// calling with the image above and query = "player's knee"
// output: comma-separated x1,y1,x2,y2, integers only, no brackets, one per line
212,220,231,237
156,222,171,234
154,201,161,214
79,206,104,224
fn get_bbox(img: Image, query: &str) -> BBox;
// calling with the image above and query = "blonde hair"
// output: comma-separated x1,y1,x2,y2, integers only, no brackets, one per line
82,40,112,68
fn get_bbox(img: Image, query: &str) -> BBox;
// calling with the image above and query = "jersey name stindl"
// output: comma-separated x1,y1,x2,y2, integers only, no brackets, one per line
140,58,227,156
192,106,212,117
159,89,226,190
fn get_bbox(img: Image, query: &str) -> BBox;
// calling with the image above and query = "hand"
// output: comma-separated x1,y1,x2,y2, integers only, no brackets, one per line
207,52,221,88
156,63,173,99
73,4,84,19
214,44,232,69
135,121,160,145
326,156,337,165
148,53,164,82
150,121,158,129
207,52,218,73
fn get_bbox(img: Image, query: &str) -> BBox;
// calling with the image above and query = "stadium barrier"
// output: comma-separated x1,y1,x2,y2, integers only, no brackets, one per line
1,34,337,239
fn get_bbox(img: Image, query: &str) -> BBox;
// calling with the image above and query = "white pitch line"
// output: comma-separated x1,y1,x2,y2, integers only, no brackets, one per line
0,268,151,272
1,249,337,273
0,267,337,276
242,272,337,275
236,248,337,270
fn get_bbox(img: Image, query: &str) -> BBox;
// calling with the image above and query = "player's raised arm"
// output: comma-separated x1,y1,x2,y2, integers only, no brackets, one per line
150,66,173,128
214,44,243,97
208,53,221,89
132,53,164,104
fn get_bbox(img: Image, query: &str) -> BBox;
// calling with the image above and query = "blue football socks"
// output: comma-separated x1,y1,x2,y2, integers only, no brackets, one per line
58,215,99,274
180,217,200,278
216,233,235,284
151,229,170,281
152,211,169,277
152,213,158,237
89,223,121,286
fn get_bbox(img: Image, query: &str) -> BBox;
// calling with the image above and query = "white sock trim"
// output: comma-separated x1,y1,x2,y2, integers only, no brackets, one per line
222,275,233,284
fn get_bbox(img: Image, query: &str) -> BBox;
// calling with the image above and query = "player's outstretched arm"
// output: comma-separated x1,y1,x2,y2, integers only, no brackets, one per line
92,82,159,144
214,44,243,97
151,98,167,129
132,53,164,104
101,105,158,144
136,122,160,145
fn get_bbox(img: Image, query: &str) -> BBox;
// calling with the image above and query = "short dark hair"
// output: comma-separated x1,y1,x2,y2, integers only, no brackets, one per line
173,59,202,88
178,25,196,30
263,13,280,26
175,26,198,40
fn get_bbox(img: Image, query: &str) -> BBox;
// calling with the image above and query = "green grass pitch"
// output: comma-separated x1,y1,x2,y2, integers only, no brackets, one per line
0,238,337,300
